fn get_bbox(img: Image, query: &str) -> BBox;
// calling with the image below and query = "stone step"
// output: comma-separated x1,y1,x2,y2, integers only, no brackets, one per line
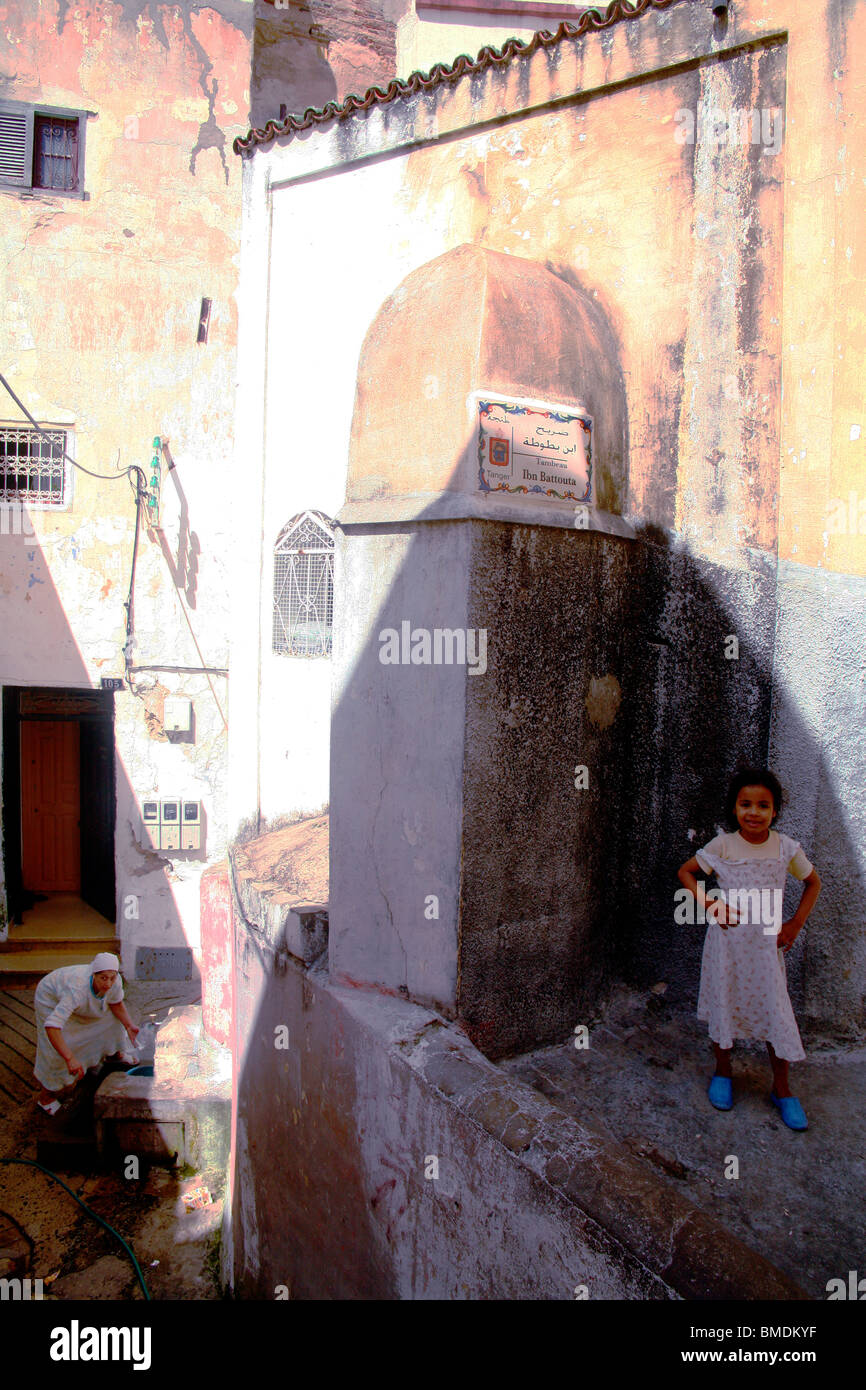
94,1006,231,1171
0,937,121,955
94,1072,231,1171
3,916,117,942
0,946,120,980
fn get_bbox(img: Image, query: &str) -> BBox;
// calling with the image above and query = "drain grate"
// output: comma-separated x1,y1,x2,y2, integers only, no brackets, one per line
133,948,193,981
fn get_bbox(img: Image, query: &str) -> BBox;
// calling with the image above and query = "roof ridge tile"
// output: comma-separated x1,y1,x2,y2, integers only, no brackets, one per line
233,0,683,155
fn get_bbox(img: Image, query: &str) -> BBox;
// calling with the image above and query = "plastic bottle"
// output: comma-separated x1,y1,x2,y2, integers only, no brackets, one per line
136,1022,157,1062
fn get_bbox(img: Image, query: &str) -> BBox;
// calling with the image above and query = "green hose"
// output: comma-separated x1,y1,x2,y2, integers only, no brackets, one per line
0,1156,151,1300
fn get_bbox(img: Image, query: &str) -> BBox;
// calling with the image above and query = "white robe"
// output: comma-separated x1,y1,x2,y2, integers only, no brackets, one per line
34,964,127,1091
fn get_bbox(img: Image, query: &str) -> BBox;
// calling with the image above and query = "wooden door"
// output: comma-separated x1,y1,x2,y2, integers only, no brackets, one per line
20,720,81,891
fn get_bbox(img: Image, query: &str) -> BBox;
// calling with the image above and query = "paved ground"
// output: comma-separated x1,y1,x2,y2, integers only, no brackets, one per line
5,975,862,1301
499,983,866,1300
0,982,226,1302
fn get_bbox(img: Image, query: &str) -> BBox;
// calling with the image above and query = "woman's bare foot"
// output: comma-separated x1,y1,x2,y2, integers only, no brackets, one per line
36,1085,62,1113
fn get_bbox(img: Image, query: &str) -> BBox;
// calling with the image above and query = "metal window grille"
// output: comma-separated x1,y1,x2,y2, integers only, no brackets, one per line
0,427,68,506
273,510,335,658
33,115,79,191
0,101,87,195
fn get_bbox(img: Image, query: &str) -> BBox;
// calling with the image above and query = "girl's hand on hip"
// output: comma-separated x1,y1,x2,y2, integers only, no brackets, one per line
778,920,800,953
707,899,739,928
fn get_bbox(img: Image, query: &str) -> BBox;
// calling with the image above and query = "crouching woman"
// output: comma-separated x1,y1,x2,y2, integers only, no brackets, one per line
33,952,139,1113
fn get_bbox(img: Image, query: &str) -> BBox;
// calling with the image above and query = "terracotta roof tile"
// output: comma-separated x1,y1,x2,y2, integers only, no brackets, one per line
234,0,684,155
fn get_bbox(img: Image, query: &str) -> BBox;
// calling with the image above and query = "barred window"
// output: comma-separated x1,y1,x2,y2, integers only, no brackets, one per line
34,115,79,192
0,100,89,196
273,510,335,658
0,427,68,506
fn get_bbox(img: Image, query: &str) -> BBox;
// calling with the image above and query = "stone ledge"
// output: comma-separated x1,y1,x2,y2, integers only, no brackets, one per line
94,1073,231,1171
337,492,637,537
329,981,809,1302
94,1073,231,1120
230,818,329,963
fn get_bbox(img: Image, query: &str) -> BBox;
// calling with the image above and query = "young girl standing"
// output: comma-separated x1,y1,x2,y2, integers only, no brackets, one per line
678,769,821,1130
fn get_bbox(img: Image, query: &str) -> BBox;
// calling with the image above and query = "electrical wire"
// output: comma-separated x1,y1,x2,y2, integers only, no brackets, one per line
0,1156,151,1300
0,371,145,488
1,369,147,682
1,370,227,722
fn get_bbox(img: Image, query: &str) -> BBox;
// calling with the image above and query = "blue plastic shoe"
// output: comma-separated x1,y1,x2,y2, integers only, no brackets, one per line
770,1091,808,1130
708,1075,733,1110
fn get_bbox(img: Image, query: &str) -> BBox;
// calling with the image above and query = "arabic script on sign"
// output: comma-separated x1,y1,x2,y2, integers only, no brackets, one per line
477,397,592,504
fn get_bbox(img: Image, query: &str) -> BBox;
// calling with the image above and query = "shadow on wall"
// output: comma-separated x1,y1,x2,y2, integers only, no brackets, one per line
0,525,200,985
227,248,864,1296
326,518,860,1049
248,0,403,131
250,0,338,131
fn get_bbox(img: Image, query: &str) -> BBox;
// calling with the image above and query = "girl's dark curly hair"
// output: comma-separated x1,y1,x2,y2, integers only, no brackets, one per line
724,768,785,830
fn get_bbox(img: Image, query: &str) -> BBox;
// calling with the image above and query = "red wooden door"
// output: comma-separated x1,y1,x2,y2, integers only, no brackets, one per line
21,720,81,891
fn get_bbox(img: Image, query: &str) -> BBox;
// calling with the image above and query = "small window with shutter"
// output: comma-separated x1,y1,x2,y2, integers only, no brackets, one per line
0,100,90,197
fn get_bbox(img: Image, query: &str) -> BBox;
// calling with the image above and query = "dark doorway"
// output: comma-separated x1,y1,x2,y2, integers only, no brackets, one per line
2,687,116,924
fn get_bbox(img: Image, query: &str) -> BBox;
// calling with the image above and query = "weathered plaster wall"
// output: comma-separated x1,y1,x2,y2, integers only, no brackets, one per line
250,0,404,126
396,4,553,81
225,874,806,1299
227,0,866,1298
459,525,634,1055
329,522,471,1011
234,0,866,1039
0,0,253,968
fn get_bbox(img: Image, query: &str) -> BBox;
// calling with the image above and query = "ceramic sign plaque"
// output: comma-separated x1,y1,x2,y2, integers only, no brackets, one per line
476,394,592,505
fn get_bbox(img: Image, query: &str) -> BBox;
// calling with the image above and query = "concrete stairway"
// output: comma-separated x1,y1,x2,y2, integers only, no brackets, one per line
0,894,119,987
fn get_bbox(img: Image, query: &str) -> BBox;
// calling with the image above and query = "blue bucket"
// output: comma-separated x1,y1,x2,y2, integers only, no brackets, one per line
126,1064,154,1077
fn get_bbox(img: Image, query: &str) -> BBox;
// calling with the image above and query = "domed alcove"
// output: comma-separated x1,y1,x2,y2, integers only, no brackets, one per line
344,244,629,527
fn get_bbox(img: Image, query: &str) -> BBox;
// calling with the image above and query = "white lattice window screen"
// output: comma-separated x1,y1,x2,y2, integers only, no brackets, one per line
273,510,335,658
0,427,67,505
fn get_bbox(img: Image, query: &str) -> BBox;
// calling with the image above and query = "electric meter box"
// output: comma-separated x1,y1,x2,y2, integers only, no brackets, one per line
140,797,202,850
141,800,160,850
160,798,181,851
181,800,201,850
164,697,192,733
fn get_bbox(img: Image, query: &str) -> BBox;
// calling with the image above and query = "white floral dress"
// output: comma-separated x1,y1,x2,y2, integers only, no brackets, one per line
34,964,126,1091
695,831,810,1061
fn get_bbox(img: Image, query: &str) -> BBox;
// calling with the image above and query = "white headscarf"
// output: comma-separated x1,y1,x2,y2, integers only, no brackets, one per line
91,952,120,973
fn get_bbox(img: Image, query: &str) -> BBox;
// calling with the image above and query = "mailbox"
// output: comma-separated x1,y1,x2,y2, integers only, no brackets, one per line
160,799,180,851
141,800,160,850
181,800,201,851
164,697,192,733
141,797,203,851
